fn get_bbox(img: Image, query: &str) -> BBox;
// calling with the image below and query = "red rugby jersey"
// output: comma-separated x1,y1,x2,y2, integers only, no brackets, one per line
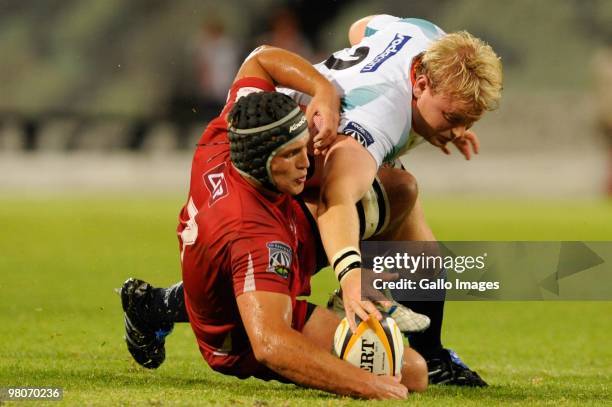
177,77,315,357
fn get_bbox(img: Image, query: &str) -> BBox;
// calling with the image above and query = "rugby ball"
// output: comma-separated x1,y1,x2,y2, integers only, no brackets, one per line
333,314,404,376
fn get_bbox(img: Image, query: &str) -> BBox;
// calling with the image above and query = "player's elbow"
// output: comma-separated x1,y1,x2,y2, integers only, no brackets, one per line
250,337,274,364
250,332,284,366
349,16,376,45
389,169,419,212
245,44,278,63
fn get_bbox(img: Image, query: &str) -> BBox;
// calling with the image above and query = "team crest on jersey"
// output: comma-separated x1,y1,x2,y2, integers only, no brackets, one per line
203,162,229,207
343,121,374,147
267,241,292,279
360,34,411,73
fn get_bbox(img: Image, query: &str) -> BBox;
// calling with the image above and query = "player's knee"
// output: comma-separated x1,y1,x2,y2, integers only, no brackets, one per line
402,347,428,393
391,170,418,210
380,170,418,227
408,356,428,393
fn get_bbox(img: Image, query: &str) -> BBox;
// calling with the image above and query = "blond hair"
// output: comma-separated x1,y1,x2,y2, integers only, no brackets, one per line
417,31,503,120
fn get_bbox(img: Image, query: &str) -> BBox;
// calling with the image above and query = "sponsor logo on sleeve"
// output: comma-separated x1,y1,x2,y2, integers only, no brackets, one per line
267,241,293,279
203,162,229,207
343,121,375,147
360,34,411,73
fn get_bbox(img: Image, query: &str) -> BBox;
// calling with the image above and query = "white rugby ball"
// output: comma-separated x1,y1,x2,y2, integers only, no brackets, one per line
333,314,404,376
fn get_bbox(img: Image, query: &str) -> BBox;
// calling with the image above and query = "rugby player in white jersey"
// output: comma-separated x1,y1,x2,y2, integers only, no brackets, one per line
281,14,502,386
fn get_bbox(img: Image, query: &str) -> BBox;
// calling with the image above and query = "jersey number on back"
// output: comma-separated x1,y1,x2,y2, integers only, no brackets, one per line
180,196,198,262
324,46,370,70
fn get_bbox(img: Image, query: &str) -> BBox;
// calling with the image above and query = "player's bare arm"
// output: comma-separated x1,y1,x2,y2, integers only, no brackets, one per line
235,45,339,154
236,290,408,399
316,135,384,332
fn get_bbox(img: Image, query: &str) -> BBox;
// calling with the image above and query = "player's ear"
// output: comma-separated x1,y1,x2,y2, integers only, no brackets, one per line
413,75,429,99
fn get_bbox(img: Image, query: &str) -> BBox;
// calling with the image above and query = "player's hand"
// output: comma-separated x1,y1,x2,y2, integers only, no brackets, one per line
439,130,480,160
306,87,340,156
340,268,389,333
367,374,408,400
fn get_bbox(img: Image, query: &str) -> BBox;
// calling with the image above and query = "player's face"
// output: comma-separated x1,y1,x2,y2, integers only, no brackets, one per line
270,133,310,195
412,76,478,148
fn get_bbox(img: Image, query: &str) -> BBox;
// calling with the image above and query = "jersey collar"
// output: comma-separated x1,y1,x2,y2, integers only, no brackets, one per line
229,163,288,206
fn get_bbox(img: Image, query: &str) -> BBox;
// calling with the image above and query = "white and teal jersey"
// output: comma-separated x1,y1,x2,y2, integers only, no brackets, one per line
282,15,445,166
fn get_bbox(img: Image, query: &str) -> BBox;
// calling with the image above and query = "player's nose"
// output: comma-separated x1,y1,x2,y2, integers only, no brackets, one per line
297,148,309,169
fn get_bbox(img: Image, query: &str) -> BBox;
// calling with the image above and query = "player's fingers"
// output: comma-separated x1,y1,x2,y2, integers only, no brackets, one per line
386,382,408,399
305,104,316,121
393,387,409,400
313,137,323,151
397,387,409,400
440,145,451,155
469,139,480,154
362,300,382,320
308,123,317,139
313,142,329,156
351,300,371,324
461,144,471,160
317,138,336,156
313,133,327,146
346,308,358,333
313,133,326,147
318,107,338,128
469,133,480,154
452,139,470,160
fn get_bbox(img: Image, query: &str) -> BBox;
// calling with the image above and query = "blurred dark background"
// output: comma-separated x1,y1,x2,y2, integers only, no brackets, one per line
1,0,611,196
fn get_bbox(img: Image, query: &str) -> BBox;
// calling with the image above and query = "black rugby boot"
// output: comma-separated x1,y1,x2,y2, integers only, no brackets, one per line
427,348,488,387
120,278,173,369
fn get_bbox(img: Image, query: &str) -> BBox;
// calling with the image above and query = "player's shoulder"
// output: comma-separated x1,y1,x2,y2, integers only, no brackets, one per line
193,162,249,223
201,167,289,232
365,15,445,40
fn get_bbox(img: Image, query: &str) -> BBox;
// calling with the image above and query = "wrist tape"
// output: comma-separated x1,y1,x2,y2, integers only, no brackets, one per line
332,247,362,283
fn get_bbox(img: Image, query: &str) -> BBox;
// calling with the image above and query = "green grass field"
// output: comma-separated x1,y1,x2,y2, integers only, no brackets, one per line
1,197,611,406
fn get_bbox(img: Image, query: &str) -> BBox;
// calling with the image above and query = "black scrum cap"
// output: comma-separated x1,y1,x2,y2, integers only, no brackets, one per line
228,91,308,191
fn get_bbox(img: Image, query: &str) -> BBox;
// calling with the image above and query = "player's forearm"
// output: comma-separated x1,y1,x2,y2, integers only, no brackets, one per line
316,145,376,269
317,202,361,268
256,327,377,398
248,45,335,99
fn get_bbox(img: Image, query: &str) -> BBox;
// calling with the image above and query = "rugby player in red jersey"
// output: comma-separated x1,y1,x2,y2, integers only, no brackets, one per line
182,90,426,398
122,46,427,399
